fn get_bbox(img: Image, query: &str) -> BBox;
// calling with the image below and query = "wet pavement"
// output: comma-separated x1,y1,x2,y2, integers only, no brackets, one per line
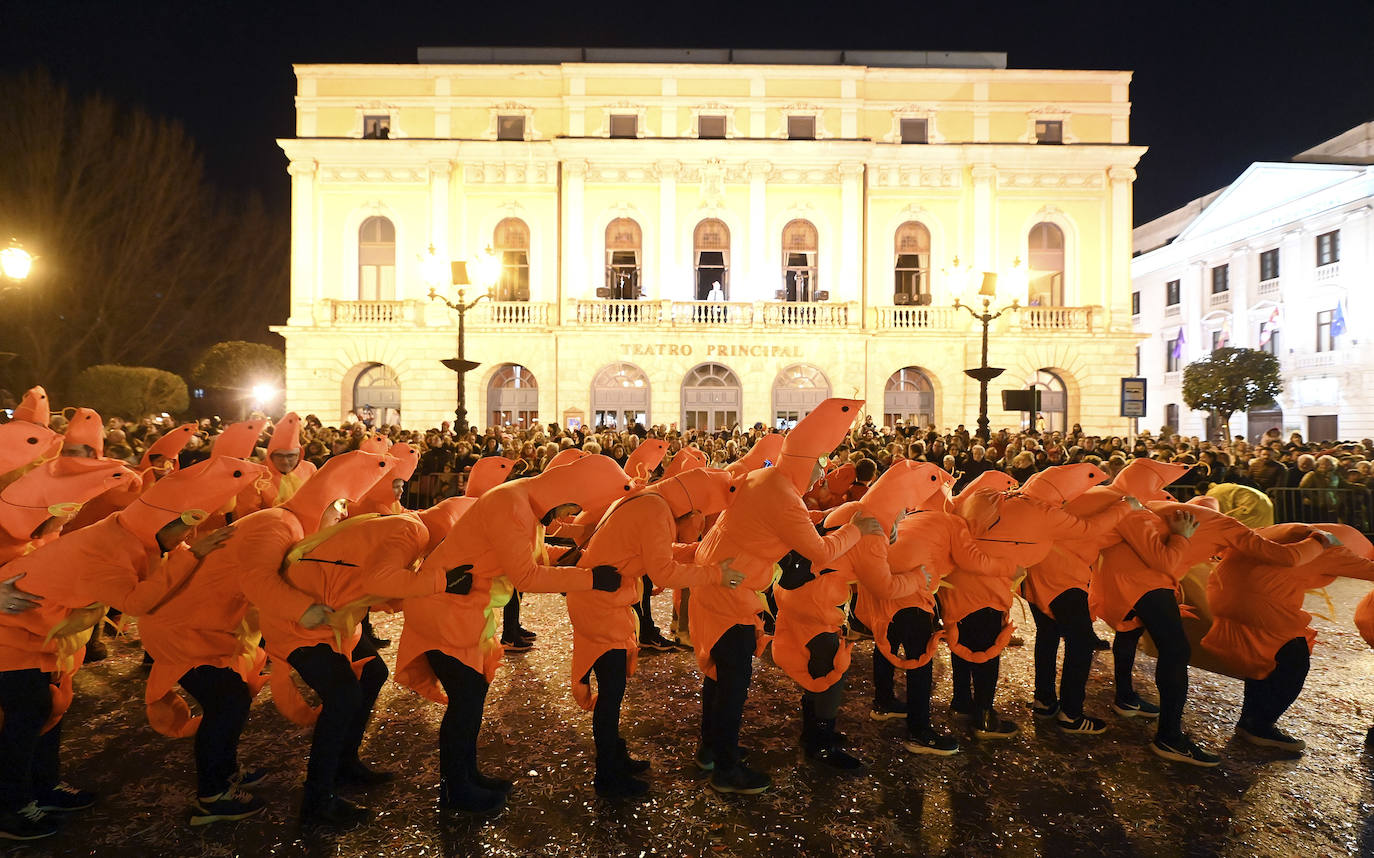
14,578,1374,857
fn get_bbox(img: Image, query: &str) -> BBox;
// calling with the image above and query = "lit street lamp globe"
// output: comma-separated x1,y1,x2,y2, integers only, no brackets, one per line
0,244,33,281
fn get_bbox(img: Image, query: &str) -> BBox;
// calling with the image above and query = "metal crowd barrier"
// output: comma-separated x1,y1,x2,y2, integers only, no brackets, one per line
1264,485,1374,533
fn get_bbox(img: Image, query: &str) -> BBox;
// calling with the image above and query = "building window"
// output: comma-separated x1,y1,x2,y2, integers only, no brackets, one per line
358,216,396,301
1309,415,1339,443
496,115,526,141
1131,291,1140,315
1164,403,1179,432
693,219,730,301
772,364,830,429
493,217,530,302
1165,279,1181,306
1027,222,1064,306
609,114,638,138
1035,120,1063,144
363,115,391,139
781,219,819,302
1135,346,1141,376
883,367,935,428
1260,248,1279,281
893,222,931,305
899,118,928,144
1166,337,1181,373
1259,326,1280,356
697,115,726,139
1316,309,1334,352
591,362,650,430
681,363,742,432
1317,230,1340,266
488,364,539,429
604,218,643,300
1029,369,1068,434
1211,329,1227,352
787,115,816,140
1211,264,1229,294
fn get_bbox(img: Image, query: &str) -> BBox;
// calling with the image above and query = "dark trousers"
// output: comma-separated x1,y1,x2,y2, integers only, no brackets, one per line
1240,637,1310,728
633,577,659,638
1030,589,1098,718
951,608,1003,709
286,637,387,794
803,632,844,719
873,607,936,732
701,623,755,772
0,669,58,812
1113,627,1145,699
587,649,628,772
178,665,252,797
1124,588,1191,740
425,650,489,786
501,591,522,640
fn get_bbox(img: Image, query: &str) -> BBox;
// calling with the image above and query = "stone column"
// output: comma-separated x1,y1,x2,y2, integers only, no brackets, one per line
562,159,587,309
971,164,996,271
748,160,771,301
657,160,679,300
428,159,451,265
839,162,864,311
1108,166,1136,327
287,158,317,326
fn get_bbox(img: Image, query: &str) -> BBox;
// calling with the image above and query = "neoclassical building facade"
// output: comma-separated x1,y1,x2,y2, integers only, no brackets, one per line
276,48,1145,433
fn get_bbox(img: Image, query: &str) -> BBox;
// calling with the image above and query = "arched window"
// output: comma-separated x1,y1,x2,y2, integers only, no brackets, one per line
1030,369,1067,434
358,217,396,301
493,218,530,302
1028,223,1065,307
781,219,819,302
694,219,730,301
488,364,538,428
772,364,831,430
604,218,643,300
884,367,934,428
894,222,931,305
591,362,650,429
681,363,741,432
351,363,401,427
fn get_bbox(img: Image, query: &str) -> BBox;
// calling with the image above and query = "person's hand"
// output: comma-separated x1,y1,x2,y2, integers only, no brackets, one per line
298,603,334,629
852,512,884,537
189,525,235,559
591,565,621,592
719,557,745,590
444,564,475,595
1315,529,1343,548
1122,495,1144,510
1169,509,1198,538
0,574,41,615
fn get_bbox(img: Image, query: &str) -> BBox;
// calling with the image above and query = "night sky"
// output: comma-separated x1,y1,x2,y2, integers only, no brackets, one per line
3,1,1372,226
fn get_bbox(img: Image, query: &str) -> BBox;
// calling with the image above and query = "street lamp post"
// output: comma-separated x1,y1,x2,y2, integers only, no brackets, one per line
426,248,497,435
0,239,33,293
953,270,1022,444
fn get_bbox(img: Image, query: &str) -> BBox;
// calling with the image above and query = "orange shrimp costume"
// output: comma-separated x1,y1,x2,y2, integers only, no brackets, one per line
348,442,417,517
0,458,138,566
662,446,708,479
623,439,669,484
0,421,61,489
11,386,50,426
233,413,318,518
724,433,783,478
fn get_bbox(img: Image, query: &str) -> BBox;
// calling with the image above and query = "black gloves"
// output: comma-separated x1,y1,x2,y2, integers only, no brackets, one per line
445,564,475,595
591,565,621,592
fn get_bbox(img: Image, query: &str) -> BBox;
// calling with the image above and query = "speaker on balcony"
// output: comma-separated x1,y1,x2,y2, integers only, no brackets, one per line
815,291,829,301
894,292,911,305
1002,389,1041,412
915,292,933,306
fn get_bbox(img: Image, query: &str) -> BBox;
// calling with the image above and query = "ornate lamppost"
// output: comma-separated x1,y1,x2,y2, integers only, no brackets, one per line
951,261,1026,443
0,239,34,293
426,246,499,434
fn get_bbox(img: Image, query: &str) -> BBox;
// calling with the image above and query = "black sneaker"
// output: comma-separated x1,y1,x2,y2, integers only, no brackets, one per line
870,697,908,721
35,782,95,812
0,802,58,841
1151,734,1221,767
593,772,650,799
902,727,960,756
639,632,674,653
950,698,976,719
190,786,265,826
230,767,269,789
1237,722,1306,752
501,636,534,652
1112,694,1161,719
300,792,371,827
973,708,1020,740
439,779,505,813
708,764,771,795
337,760,397,788
1057,713,1108,735
1030,698,1061,720
83,636,108,663
695,745,750,772
514,626,537,641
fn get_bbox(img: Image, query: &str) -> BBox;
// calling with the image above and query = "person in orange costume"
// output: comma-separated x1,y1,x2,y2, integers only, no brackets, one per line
1196,522,1363,752
11,387,50,427
0,458,138,566
724,433,784,478
0,457,264,841
136,451,386,828
233,413,319,520
137,423,199,481
662,445,707,479
568,468,742,798
944,464,1132,740
692,398,881,795
346,441,419,648
0,420,60,488
622,439,668,484
396,454,632,813
773,460,936,771
259,496,470,823
862,464,1011,756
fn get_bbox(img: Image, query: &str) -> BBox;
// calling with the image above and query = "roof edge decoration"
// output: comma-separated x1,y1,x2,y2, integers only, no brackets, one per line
415,47,1009,70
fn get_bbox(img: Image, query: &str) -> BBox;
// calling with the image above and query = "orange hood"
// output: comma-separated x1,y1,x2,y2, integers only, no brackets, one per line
358,433,391,454
0,457,138,538
139,423,198,472
13,386,50,426
416,496,474,554
266,412,303,455
955,470,1018,500
644,468,740,518
1064,484,1128,517
954,488,1005,539
1188,494,1221,512
726,433,784,477
0,422,61,476
662,446,708,479
211,419,267,460
856,460,949,532
357,442,418,509
1320,523,1374,559
63,408,105,457
525,454,634,518
1112,459,1190,501
777,398,863,491
1020,463,1108,506
623,439,669,483
283,450,392,536
546,448,587,470
466,456,515,496
117,457,268,546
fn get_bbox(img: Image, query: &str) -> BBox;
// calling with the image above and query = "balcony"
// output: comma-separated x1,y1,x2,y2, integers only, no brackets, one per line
467,301,551,327
1208,290,1231,310
1164,304,1181,319
1256,277,1280,301
1015,306,1099,333
323,299,420,325
1315,262,1340,283
1287,350,1351,372
563,299,859,330
872,305,961,330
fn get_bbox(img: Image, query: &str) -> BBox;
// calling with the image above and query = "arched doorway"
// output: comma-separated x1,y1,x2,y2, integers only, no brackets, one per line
682,363,741,431
694,218,730,301
772,364,830,429
884,367,934,428
358,216,395,300
781,219,819,302
488,364,538,428
605,218,643,300
493,217,530,302
352,363,401,427
894,221,931,305
1030,369,1067,434
1027,222,1065,307
591,362,650,429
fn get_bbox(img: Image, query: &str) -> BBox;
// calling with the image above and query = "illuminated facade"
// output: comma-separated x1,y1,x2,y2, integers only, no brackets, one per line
276,48,1145,432
1132,122,1374,442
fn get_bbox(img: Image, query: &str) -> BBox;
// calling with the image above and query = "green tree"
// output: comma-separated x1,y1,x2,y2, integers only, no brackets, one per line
70,365,189,419
1181,347,1282,440
190,341,285,391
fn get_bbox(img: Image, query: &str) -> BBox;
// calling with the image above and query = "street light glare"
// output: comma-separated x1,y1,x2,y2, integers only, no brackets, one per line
0,244,33,281
251,383,278,404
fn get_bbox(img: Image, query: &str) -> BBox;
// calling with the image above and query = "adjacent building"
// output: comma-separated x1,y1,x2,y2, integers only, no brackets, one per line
1132,123,1374,442
276,47,1145,432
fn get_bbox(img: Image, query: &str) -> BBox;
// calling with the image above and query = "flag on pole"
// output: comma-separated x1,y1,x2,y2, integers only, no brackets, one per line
1172,326,1186,359
1217,318,1231,349
1331,300,1347,338
1259,306,1280,346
